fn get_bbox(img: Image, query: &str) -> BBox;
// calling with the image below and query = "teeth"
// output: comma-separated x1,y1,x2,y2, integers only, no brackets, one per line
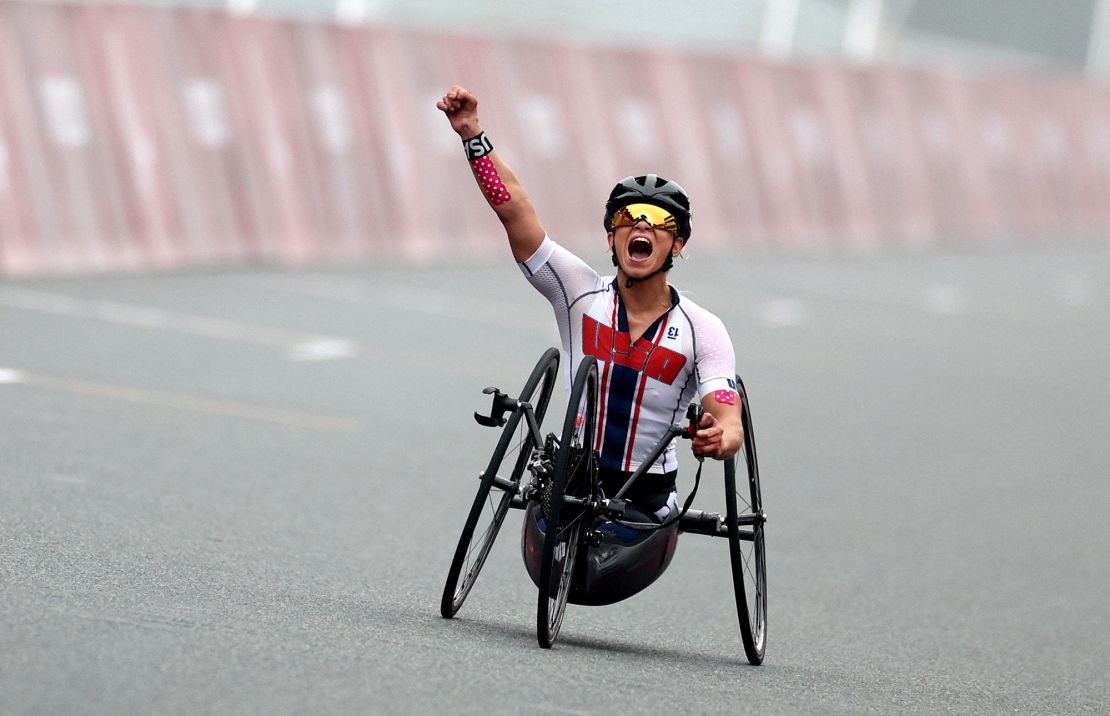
628,237,653,260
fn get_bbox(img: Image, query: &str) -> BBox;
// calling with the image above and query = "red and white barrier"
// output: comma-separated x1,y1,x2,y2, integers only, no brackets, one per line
0,1,1108,276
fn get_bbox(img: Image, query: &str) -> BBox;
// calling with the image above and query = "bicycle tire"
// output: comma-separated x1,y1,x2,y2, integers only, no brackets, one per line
440,347,560,618
723,375,767,665
536,357,598,648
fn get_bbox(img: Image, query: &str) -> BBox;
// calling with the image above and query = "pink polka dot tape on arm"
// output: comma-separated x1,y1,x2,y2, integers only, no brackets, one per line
713,390,737,406
471,156,512,207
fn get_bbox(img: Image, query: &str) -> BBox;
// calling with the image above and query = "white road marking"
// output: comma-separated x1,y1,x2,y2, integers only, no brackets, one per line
262,275,549,331
381,288,550,330
0,287,357,361
43,473,89,485
0,367,25,384
14,369,360,432
756,299,807,327
750,269,972,316
1055,273,1095,307
288,339,357,362
0,287,83,315
923,284,967,315
92,301,170,328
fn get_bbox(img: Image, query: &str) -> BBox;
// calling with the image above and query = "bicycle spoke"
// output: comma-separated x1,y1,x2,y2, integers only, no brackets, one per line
552,508,586,542
442,348,560,620
537,357,597,647
545,525,578,628
743,550,758,584
507,423,527,460
463,498,499,567
724,415,767,664
452,411,533,601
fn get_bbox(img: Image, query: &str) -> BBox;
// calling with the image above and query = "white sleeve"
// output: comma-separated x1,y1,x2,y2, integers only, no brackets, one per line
691,309,737,400
519,236,604,309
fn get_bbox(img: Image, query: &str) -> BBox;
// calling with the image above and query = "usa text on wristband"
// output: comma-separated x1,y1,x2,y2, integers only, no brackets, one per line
463,132,494,160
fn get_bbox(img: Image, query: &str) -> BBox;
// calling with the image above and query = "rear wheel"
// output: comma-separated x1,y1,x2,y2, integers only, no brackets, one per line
536,357,598,648
723,375,767,664
441,348,560,618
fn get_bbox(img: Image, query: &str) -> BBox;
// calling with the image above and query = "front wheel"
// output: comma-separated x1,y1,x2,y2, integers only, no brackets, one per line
536,357,599,648
724,375,767,664
440,348,560,618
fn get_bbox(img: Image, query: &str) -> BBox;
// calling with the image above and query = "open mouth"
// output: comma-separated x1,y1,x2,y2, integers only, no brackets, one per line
629,237,653,261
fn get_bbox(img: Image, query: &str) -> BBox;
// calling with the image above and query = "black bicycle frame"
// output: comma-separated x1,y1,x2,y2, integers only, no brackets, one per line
476,391,763,541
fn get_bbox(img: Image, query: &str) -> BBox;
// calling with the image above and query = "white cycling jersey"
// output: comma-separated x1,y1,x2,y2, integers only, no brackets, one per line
520,236,736,474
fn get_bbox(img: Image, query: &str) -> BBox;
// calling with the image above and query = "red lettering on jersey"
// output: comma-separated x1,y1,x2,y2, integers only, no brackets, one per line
645,348,685,385
582,315,687,385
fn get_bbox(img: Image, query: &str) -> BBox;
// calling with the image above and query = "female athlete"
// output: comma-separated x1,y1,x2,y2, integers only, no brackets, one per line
437,85,743,523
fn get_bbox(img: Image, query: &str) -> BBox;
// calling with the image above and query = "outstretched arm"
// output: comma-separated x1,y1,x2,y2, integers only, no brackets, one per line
437,85,545,262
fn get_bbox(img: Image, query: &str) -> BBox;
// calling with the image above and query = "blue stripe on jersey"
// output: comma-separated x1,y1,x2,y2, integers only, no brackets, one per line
600,363,638,469
598,289,665,471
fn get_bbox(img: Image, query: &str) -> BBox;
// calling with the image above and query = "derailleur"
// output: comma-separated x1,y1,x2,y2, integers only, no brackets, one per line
522,433,558,503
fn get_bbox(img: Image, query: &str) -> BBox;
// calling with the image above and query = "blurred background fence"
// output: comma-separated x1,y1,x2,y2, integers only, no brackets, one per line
1,0,1109,276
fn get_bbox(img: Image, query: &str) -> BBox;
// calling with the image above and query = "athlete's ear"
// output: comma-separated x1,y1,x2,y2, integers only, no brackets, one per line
607,231,615,251
672,236,686,256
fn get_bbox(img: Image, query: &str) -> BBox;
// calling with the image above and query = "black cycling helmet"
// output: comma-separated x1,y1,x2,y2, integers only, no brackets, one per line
603,174,692,241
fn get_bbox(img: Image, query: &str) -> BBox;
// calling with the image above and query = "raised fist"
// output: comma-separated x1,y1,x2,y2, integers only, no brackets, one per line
436,85,481,138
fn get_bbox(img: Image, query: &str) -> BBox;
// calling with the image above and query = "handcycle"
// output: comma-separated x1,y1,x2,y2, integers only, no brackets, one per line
439,347,767,664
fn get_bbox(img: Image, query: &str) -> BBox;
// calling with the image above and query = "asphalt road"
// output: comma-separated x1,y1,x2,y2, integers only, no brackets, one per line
2,244,1108,714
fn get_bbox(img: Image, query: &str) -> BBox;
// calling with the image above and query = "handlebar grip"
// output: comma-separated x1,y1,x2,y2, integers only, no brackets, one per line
474,411,505,428
474,386,512,428
686,403,703,437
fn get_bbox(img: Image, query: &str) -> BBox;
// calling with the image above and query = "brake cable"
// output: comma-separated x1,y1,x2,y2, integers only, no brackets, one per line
603,407,707,533
603,457,702,533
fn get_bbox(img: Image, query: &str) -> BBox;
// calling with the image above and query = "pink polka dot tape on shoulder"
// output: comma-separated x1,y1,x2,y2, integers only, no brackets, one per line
471,156,511,206
714,390,737,405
